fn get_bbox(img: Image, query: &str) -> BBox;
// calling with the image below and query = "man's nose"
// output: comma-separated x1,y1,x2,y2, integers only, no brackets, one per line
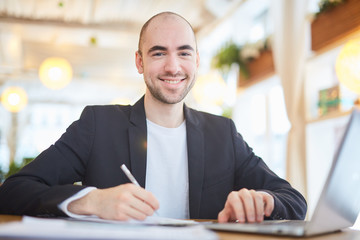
164,55,180,74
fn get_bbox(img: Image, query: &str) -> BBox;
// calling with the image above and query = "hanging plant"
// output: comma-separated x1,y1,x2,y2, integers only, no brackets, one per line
212,37,272,80
212,42,249,79
316,0,346,16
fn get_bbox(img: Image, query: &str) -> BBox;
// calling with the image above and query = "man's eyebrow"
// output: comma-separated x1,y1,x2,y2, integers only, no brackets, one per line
147,45,195,54
178,45,195,51
148,46,167,54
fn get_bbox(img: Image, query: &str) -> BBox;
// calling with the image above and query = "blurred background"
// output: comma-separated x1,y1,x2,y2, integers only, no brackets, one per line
0,0,360,223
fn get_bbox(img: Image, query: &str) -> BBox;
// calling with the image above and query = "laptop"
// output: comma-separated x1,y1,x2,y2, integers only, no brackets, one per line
206,107,360,237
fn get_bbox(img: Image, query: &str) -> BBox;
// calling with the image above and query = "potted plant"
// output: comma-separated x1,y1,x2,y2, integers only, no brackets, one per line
212,37,273,86
311,0,360,51
212,42,249,79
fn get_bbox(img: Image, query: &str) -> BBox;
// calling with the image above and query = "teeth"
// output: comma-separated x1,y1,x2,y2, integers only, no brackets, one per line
164,80,181,84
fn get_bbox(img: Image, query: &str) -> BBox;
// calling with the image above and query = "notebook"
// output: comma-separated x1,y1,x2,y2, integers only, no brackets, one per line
206,107,360,237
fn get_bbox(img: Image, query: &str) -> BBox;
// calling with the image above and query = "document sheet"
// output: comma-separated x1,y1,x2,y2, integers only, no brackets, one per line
0,216,218,240
74,214,197,226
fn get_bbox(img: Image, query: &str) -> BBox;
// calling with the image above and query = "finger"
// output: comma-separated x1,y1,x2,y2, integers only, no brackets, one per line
238,189,256,223
111,202,147,221
218,207,232,223
116,184,157,217
218,191,245,223
128,194,157,216
130,185,160,211
121,184,159,212
125,203,149,220
143,191,160,211
228,191,246,223
250,191,264,222
262,192,275,217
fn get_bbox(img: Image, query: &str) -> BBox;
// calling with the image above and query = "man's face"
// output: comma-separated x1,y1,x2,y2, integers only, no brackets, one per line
136,15,199,104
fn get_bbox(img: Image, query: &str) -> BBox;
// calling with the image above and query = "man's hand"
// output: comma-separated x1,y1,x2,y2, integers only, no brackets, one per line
68,183,159,221
218,188,274,223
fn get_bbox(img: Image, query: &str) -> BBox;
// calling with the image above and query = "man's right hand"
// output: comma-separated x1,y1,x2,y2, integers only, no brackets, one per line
68,183,159,221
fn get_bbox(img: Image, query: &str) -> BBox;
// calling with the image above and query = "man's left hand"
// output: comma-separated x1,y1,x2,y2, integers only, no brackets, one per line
218,188,274,223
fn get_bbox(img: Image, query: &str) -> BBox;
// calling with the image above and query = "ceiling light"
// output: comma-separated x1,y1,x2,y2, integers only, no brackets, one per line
39,57,73,90
1,87,28,112
335,38,360,104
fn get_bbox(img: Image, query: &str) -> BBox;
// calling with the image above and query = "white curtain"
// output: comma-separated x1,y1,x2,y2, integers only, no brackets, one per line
271,0,309,197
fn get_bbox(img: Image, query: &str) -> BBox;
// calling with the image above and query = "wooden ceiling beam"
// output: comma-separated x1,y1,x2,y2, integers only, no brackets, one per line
0,16,141,33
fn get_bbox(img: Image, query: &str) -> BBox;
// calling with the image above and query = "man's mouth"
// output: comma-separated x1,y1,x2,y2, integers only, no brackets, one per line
163,79,181,84
159,76,186,84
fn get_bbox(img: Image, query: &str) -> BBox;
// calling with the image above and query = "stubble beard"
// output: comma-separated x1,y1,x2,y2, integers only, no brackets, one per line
145,74,196,104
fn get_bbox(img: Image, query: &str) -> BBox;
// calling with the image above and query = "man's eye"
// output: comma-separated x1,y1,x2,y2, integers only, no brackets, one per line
179,52,191,57
152,52,165,57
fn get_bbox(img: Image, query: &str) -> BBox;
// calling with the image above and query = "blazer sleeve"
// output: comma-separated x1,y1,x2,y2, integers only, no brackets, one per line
0,106,96,217
230,119,307,220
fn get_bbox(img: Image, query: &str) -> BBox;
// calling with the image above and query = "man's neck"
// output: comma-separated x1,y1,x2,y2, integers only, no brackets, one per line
144,94,185,128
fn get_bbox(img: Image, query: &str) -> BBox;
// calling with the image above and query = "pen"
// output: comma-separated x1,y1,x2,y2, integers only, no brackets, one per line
120,164,159,216
120,164,140,186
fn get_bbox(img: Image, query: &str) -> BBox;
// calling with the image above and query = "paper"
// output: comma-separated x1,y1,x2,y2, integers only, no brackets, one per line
74,215,197,226
0,216,218,240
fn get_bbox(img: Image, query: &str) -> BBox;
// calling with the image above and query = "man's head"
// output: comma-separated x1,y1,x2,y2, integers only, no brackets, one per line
135,12,200,105
138,12,198,56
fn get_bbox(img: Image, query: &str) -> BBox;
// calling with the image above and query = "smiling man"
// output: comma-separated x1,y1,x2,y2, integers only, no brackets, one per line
137,13,199,107
0,12,307,223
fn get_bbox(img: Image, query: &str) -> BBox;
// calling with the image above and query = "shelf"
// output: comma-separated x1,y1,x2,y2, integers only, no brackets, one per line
238,50,275,88
306,109,352,124
311,0,360,52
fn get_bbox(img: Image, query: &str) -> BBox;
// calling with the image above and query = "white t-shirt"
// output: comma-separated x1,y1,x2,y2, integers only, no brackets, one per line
145,119,189,219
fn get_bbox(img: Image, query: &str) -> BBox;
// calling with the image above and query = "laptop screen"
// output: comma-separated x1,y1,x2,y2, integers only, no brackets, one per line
308,108,360,235
324,108,360,222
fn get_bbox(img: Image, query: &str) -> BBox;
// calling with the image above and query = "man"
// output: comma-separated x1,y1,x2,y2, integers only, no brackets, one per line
0,12,306,223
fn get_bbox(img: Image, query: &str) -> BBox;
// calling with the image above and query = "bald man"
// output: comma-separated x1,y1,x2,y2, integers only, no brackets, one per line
0,12,306,223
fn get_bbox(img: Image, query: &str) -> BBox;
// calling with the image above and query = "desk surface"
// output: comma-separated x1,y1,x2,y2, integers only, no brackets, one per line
0,215,359,240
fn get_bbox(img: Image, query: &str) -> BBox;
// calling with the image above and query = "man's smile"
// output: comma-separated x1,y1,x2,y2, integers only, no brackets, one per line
162,79,184,84
159,76,186,84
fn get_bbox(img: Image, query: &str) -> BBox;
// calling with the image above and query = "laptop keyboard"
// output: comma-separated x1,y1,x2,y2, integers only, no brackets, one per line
259,220,307,227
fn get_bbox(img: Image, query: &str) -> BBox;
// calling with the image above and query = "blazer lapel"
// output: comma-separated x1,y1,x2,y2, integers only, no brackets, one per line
128,97,147,188
184,105,205,219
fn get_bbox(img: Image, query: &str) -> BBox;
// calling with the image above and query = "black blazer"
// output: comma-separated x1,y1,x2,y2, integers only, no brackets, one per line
0,97,307,219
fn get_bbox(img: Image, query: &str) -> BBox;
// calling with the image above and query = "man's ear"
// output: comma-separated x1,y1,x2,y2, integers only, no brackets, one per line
135,51,144,74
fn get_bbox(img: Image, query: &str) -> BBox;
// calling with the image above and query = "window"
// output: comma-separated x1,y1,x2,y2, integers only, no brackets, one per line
233,76,289,178
0,104,84,174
